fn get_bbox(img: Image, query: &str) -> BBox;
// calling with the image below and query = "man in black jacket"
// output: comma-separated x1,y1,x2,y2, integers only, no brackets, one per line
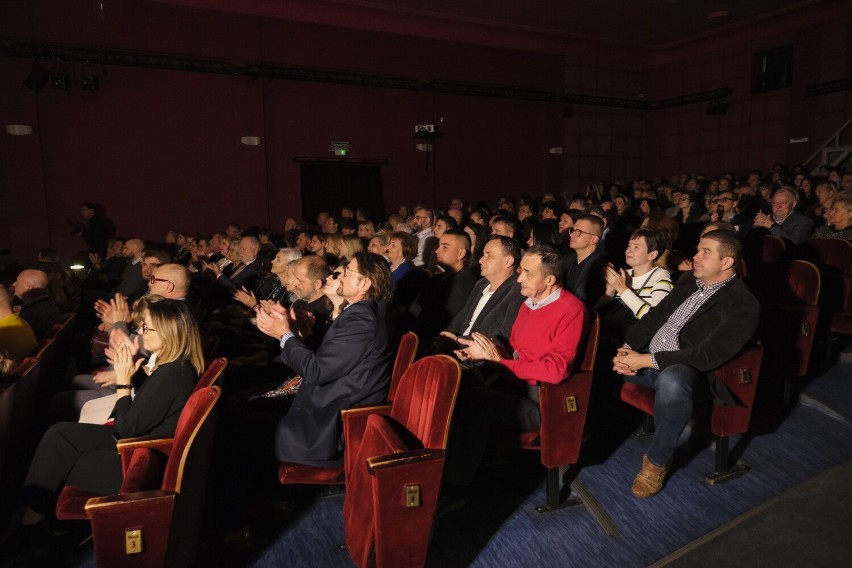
431,235,524,356
613,230,760,498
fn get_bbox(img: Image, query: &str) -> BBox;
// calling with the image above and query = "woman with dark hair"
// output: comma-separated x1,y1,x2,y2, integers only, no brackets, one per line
463,222,488,276
386,232,423,307
6,300,201,560
675,192,703,226
526,219,560,248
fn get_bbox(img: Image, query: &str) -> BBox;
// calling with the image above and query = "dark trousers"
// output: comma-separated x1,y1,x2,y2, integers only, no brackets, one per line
443,379,541,490
22,422,122,516
624,364,711,466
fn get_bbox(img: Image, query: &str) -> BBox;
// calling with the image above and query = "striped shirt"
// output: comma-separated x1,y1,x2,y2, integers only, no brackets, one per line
616,267,673,319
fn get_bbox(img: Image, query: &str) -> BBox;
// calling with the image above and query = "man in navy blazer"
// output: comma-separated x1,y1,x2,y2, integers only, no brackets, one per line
614,230,760,499
257,251,395,467
205,235,261,291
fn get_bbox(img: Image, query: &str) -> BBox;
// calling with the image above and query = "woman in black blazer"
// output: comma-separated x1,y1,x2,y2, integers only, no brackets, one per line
5,300,203,561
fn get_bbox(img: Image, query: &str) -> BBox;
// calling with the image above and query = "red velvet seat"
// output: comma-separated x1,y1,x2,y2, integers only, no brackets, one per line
747,260,820,403
195,357,227,390
277,332,419,487
743,234,787,269
342,355,461,568
488,312,600,512
56,386,222,568
620,344,764,483
796,238,852,339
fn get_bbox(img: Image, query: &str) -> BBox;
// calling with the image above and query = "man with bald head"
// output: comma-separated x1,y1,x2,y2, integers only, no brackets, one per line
12,269,64,340
148,263,191,300
113,238,148,302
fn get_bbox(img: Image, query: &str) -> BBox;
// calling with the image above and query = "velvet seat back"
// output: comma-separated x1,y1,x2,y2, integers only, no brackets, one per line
387,332,418,402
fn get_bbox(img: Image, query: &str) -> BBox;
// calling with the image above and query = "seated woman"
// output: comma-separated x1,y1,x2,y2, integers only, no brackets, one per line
597,228,673,344
6,300,202,559
812,192,852,241
387,231,422,306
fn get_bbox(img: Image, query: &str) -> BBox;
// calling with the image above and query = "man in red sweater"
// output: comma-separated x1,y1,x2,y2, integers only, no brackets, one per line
440,244,585,514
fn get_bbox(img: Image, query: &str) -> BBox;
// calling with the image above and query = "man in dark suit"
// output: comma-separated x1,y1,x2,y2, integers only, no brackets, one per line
405,230,478,351
217,252,394,543
613,230,760,498
752,187,814,244
207,235,261,291
709,190,752,239
112,238,148,302
431,235,524,356
562,214,608,307
258,251,395,466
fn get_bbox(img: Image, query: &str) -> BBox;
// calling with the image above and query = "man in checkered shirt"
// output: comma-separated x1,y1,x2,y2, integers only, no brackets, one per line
613,230,760,498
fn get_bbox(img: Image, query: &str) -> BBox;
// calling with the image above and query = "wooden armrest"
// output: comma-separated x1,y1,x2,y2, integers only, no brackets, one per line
85,489,175,512
341,403,392,420
116,436,174,454
367,449,445,473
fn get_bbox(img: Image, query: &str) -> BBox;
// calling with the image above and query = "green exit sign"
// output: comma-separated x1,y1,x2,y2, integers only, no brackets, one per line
331,141,349,156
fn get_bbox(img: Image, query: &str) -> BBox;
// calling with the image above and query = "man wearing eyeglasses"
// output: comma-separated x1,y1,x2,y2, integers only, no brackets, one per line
709,191,752,238
562,214,608,307
753,187,814,245
412,207,437,267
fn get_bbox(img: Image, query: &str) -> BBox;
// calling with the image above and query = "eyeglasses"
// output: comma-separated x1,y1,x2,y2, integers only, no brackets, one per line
709,197,735,204
343,265,363,277
149,276,174,287
141,323,156,334
331,271,343,280
414,216,430,221
568,228,595,237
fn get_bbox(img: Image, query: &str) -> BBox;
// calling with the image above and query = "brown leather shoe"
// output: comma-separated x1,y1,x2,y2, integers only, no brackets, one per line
631,454,670,498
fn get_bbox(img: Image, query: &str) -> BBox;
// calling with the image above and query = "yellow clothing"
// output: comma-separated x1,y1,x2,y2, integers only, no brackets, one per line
0,313,38,361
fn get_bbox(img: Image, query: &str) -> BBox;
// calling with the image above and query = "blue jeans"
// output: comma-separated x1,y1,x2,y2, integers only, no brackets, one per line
625,364,711,467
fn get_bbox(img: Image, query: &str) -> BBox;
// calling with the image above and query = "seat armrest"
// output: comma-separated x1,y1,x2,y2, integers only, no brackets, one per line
367,449,445,473
116,436,174,455
85,489,175,512
343,404,393,477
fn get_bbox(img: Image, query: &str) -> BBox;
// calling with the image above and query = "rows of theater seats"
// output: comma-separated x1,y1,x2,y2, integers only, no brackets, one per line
2,236,849,567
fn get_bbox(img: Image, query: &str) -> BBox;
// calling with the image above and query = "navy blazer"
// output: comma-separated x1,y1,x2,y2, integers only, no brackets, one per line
216,260,259,291
274,299,394,467
625,275,760,404
768,210,814,245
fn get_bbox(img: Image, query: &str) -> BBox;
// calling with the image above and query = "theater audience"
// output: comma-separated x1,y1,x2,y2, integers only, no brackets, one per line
5,300,200,563
440,245,585,514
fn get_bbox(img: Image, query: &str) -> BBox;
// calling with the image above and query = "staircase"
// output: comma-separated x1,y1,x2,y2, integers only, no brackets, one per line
806,117,852,174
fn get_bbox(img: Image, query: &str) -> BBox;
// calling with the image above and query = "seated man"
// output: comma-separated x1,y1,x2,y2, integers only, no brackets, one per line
708,190,752,238
216,252,395,541
205,235,261,291
431,235,524,356
113,238,148,303
405,230,478,348
613,230,760,498
562,214,608,307
11,269,64,340
441,245,586,510
752,187,814,244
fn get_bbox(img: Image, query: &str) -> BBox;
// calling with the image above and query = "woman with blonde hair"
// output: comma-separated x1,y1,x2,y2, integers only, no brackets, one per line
6,299,202,558
338,234,364,261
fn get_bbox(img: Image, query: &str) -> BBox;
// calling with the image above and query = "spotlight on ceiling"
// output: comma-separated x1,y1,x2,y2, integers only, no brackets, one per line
706,101,728,115
24,60,49,92
50,74,69,90
81,76,100,91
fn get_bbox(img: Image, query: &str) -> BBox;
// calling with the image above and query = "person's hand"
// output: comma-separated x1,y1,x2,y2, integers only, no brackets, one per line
603,264,630,295
289,308,316,340
753,211,774,229
454,333,500,362
613,348,652,376
432,333,458,355
111,294,131,324
113,343,143,390
88,252,101,267
203,261,221,276
256,303,292,339
92,369,117,387
106,328,141,363
232,287,257,309
94,298,114,325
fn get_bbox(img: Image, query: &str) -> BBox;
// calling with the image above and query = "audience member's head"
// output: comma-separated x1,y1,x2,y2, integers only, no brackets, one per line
11,269,49,299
